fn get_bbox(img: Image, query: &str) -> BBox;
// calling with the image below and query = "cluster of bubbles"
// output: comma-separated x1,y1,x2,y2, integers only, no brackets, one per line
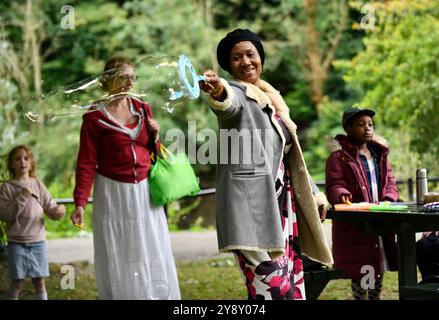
24,55,205,124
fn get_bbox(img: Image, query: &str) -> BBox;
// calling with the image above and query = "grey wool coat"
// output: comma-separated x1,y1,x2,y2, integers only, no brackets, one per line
203,79,333,265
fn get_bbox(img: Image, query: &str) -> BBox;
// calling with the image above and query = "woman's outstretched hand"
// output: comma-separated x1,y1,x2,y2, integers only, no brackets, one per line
199,70,225,101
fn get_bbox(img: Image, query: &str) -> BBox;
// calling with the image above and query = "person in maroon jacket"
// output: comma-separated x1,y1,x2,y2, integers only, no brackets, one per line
70,57,180,300
325,107,401,300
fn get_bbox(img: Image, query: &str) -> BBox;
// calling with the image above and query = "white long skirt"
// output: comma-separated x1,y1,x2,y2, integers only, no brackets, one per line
92,174,181,300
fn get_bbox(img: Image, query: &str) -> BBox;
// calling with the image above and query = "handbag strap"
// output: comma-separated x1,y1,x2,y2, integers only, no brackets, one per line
160,145,171,159
150,144,171,161
142,103,158,164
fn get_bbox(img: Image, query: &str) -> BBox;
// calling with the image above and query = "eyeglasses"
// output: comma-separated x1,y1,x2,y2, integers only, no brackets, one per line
117,74,138,81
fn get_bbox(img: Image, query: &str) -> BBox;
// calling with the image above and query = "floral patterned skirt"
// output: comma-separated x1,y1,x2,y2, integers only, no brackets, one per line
233,156,305,300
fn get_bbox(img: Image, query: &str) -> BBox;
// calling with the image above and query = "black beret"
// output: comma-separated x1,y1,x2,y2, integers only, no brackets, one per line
216,28,265,73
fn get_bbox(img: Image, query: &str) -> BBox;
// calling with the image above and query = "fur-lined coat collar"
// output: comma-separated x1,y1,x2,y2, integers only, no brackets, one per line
327,134,390,159
234,79,297,133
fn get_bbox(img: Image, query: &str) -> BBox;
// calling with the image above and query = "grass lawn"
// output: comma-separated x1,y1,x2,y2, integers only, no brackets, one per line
179,258,401,300
0,255,401,300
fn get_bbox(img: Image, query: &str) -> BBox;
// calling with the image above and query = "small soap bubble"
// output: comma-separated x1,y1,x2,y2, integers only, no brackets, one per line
146,280,170,300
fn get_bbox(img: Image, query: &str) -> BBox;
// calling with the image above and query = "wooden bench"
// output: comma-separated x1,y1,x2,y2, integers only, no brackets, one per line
304,268,346,300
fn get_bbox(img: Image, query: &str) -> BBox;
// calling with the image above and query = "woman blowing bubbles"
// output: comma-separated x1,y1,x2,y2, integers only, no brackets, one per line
199,29,333,300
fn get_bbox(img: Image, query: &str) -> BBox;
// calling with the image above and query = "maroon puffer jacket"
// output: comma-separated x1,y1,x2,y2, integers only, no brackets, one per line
325,134,400,279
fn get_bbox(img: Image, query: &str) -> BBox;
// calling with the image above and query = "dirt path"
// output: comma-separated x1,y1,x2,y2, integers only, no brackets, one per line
47,224,333,264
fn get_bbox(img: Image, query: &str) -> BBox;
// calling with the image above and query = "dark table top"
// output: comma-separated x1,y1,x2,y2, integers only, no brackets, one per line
327,203,439,235
327,203,439,299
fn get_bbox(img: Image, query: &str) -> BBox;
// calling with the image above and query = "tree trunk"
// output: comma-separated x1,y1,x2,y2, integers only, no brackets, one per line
303,0,348,116
304,0,324,108
25,0,43,99
23,0,45,138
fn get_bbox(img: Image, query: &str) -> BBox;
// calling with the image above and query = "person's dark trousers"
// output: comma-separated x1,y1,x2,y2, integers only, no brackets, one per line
416,233,439,284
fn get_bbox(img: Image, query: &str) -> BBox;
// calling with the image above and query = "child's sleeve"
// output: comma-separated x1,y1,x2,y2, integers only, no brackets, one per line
37,180,59,218
325,153,352,205
0,183,31,222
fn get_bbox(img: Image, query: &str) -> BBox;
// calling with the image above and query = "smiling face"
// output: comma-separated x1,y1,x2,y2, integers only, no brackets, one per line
107,64,136,94
229,41,263,84
345,115,374,145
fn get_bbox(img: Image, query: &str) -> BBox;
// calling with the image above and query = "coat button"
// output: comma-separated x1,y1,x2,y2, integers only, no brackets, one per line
362,186,366,190
375,244,378,248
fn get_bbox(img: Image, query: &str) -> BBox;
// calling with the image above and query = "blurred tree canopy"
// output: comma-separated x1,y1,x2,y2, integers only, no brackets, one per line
0,0,438,228
337,0,439,178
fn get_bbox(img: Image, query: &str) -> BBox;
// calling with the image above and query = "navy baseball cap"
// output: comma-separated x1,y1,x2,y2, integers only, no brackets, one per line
342,107,375,128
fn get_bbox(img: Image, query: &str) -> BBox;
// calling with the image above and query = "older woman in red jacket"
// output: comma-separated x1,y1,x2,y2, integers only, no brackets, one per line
70,57,180,300
325,107,400,300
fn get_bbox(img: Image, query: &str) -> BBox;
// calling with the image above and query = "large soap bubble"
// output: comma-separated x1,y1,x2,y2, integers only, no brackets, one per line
24,55,205,124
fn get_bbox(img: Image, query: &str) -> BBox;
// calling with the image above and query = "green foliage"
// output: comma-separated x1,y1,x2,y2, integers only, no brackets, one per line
212,0,366,125
0,33,31,179
4,0,437,235
283,81,316,126
1,0,219,226
44,204,94,239
0,222,6,251
337,1,439,175
1,0,368,186
36,0,222,183
302,98,348,180
166,198,204,232
0,25,32,255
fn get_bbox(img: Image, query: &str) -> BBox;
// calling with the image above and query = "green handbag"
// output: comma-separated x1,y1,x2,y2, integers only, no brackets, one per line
149,145,201,205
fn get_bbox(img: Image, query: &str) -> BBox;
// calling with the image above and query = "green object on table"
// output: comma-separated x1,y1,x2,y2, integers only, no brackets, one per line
370,204,408,211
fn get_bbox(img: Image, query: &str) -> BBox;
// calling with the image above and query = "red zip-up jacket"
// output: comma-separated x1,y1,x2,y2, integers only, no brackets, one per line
73,98,160,209
325,134,399,279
